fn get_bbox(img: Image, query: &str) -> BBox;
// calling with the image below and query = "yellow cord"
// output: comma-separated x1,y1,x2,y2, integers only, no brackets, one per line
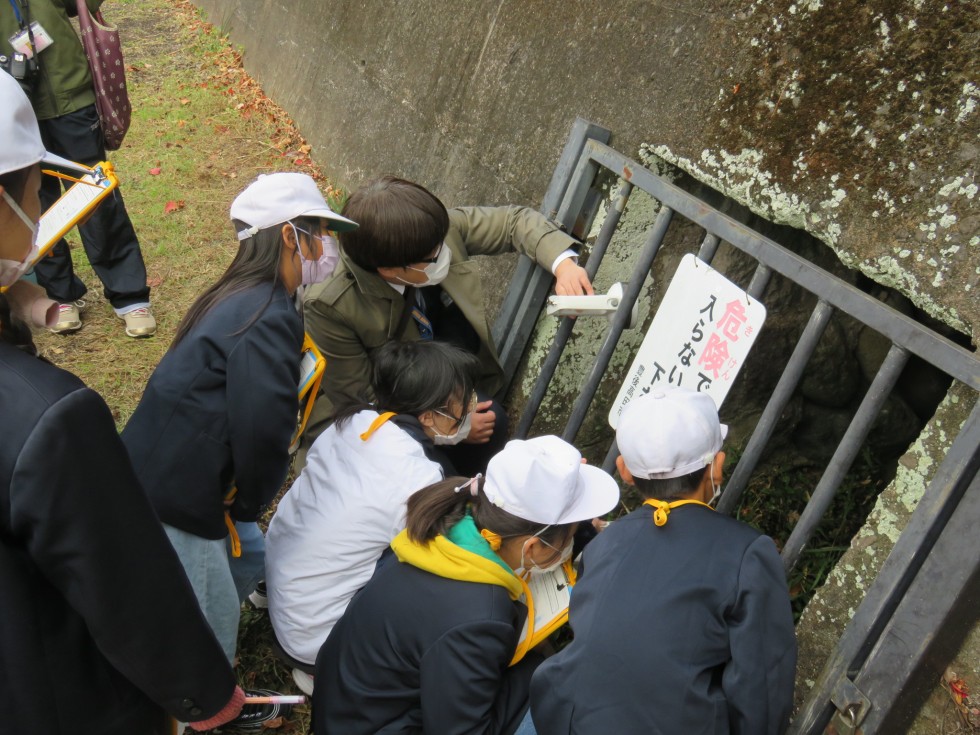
643,498,714,527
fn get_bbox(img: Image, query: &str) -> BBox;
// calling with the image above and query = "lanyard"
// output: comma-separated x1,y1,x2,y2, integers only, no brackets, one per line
7,0,24,26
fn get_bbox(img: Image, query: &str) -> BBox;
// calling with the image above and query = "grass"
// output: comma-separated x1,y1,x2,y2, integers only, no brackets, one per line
33,0,327,730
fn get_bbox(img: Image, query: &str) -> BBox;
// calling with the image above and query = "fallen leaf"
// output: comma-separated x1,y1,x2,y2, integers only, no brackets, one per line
179,98,190,106
176,119,187,128
146,276,164,288
164,200,186,214
148,167,161,175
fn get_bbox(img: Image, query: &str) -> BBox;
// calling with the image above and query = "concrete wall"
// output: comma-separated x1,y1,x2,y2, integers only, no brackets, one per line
194,0,977,340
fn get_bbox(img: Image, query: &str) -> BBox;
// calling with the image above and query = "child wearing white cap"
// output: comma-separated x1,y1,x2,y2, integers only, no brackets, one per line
0,64,246,734
530,386,797,735
313,435,620,735
122,172,356,669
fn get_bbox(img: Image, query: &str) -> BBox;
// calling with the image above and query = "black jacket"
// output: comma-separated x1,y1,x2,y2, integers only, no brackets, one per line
0,341,236,733
530,505,797,735
123,282,302,538
314,552,541,734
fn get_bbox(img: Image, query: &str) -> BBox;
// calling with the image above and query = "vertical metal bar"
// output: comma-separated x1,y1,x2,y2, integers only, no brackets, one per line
601,438,619,474
583,180,633,280
541,118,612,220
511,181,635,438
747,263,772,299
561,206,675,442
696,233,721,264
515,317,577,438
716,300,835,515
782,344,911,573
791,402,980,733
492,119,610,393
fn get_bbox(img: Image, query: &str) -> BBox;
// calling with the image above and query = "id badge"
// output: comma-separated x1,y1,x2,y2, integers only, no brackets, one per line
9,21,54,58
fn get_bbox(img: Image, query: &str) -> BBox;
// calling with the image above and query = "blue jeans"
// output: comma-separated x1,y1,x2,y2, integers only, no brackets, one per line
514,708,537,735
163,524,239,663
228,521,266,603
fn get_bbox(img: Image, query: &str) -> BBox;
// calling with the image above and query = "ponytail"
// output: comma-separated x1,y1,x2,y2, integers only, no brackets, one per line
405,476,571,546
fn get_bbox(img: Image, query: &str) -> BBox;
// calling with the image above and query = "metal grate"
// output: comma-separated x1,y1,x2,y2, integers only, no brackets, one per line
494,118,980,733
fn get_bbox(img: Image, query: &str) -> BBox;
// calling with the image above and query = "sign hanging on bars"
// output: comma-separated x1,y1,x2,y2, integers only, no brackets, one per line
608,253,767,428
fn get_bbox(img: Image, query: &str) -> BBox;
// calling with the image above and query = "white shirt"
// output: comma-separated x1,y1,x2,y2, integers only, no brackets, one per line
266,410,444,665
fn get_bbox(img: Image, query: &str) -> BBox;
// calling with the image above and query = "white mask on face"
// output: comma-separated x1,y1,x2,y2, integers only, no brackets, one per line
431,409,472,446
1,190,39,288
399,243,451,287
292,225,339,286
518,534,572,577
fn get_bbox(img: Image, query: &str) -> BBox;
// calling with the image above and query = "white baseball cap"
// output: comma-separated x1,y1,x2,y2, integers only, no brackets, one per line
230,172,358,240
616,387,728,480
0,71,94,177
483,435,620,525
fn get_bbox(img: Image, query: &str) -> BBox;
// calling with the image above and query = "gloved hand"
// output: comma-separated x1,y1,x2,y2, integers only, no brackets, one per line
188,685,247,732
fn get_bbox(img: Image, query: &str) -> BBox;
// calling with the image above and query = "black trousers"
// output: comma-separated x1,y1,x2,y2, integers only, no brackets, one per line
35,104,149,309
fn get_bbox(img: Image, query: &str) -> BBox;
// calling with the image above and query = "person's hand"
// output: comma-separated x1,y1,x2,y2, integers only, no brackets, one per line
463,401,495,444
188,686,247,731
554,259,594,296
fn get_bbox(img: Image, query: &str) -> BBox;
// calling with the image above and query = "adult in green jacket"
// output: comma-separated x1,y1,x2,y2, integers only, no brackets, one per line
1,0,155,337
302,176,593,471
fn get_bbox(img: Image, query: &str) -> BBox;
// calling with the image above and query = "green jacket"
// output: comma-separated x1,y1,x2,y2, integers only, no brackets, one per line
1,0,104,120
301,205,575,453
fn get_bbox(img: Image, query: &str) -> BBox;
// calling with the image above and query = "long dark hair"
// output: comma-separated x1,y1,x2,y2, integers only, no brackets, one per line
335,340,479,427
171,216,318,347
339,176,449,270
405,476,571,547
0,166,38,355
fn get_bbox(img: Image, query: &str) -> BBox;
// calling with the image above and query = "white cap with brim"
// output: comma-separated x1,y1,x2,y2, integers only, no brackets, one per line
483,435,620,525
230,172,358,240
616,387,728,480
0,71,96,177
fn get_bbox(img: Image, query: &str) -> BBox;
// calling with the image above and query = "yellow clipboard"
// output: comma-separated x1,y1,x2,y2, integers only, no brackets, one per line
292,332,326,451
36,162,119,260
1,161,119,294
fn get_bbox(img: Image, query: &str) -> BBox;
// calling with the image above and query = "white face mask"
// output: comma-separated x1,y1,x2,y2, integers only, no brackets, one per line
399,243,451,287
519,534,573,577
1,190,39,288
292,225,339,286
431,409,472,446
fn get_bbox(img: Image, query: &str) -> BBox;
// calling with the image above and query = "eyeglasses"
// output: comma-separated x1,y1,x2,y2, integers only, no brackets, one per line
433,392,478,426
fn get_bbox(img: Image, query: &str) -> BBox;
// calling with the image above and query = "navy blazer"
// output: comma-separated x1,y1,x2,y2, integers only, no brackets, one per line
0,342,236,733
315,552,541,735
123,282,302,539
530,504,797,735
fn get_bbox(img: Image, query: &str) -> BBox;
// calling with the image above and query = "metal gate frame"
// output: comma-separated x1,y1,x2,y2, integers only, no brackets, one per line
494,118,980,734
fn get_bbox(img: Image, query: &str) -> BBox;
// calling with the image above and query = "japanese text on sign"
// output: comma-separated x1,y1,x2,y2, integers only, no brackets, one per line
608,254,766,428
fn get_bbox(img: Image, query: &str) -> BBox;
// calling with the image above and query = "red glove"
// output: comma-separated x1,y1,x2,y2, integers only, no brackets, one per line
188,685,247,731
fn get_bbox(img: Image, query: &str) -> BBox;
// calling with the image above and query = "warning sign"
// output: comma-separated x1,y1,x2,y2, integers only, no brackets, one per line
608,254,766,428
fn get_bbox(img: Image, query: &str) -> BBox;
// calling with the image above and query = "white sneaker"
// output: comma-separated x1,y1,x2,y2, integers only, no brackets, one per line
117,306,156,338
292,668,315,696
49,300,83,333
248,580,268,609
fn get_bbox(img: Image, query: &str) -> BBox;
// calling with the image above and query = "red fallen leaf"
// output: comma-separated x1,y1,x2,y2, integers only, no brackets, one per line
146,276,164,288
164,200,185,214
148,167,161,175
